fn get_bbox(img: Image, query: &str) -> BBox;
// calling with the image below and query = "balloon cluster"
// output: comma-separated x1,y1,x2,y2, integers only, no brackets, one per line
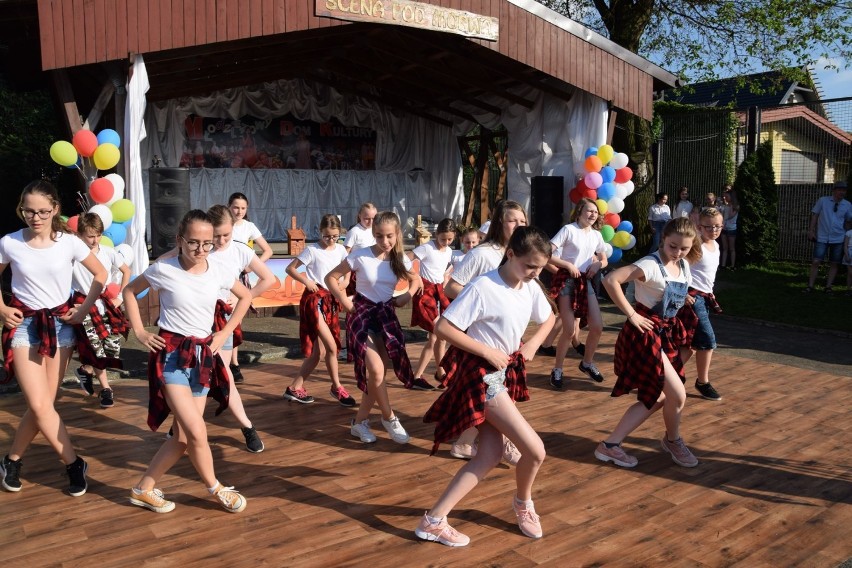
570,145,637,263
50,129,136,248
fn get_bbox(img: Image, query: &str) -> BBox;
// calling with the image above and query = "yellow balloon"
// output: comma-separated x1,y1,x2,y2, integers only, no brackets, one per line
99,235,114,248
93,143,120,170
110,198,136,223
597,144,614,165
595,199,608,215
611,230,630,249
50,140,78,167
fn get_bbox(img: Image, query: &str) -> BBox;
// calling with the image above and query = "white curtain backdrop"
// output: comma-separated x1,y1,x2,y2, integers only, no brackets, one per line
138,78,607,243
124,55,150,276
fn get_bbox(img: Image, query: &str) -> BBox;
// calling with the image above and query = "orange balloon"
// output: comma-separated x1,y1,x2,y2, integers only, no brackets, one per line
585,155,602,173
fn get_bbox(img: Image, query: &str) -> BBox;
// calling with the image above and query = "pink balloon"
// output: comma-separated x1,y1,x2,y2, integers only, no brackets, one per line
584,172,603,189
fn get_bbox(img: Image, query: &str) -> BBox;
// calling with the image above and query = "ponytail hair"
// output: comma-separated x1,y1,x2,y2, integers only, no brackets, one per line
373,211,409,280
320,213,342,232
502,225,558,314
207,204,236,227
436,217,457,236
228,192,250,221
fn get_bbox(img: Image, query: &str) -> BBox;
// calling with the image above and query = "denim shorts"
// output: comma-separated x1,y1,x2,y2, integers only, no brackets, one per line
558,277,576,298
483,368,508,401
691,296,717,350
161,346,210,397
219,311,234,351
813,241,843,263
10,316,76,350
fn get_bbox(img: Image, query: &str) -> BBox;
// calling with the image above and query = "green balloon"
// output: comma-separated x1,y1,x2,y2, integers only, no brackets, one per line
50,140,78,167
110,199,135,223
600,225,615,242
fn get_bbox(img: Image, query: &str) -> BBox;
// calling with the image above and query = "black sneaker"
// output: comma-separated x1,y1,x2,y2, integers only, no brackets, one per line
75,366,95,395
573,343,586,356
549,368,564,389
229,364,245,384
411,377,436,391
1,455,23,492
536,345,557,357
99,388,115,408
579,361,605,383
241,427,265,453
695,381,722,401
66,456,88,497
283,386,315,404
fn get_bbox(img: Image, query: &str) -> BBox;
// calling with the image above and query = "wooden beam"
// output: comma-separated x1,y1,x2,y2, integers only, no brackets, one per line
51,69,82,136
82,80,116,131
607,107,617,144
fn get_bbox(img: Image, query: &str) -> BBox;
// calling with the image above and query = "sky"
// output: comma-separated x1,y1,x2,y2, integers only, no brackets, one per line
811,56,851,101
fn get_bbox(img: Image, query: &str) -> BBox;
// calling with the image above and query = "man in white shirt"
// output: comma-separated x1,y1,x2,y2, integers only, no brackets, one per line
806,180,852,292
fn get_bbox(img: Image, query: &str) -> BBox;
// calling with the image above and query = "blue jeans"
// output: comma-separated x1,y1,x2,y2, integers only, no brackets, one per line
691,296,717,350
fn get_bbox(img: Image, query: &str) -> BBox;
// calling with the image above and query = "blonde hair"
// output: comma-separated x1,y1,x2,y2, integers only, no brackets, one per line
661,217,702,264
373,211,409,280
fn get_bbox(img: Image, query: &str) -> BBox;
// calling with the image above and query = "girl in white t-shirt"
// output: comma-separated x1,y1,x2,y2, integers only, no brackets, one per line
284,214,355,406
0,181,107,497
415,227,556,546
598,218,702,470
325,211,422,445
343,201,377,299
450,226,480,271
547,198,608,389
227,192,273,382
443,200,527,463
71,212,131,408
207,205,276,453
409,218,457,391
123,210,253,514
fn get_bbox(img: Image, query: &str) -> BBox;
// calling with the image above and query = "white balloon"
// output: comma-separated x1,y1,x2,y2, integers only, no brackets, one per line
604,243,613,257
615,183,629,200
622,180,635,196
104,174,125,205
610,152,629,169
624,235,637,250
115,243,134,265
607,196,625,214
89,204,113,230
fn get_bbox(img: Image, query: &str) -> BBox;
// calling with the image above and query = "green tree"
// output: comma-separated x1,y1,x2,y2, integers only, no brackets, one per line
734,140,777,265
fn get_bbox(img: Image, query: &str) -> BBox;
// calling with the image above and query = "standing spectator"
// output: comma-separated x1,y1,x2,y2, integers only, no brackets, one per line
672,187,694,219
843,219,852,296
805,181,852,293
719,188,739,269
647,192,671,253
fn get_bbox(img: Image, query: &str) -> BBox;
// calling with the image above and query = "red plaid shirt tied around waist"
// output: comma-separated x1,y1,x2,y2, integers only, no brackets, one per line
71,290,128,370
1,295,72,383
298,287,341,358
213,299,243,348
146,330,230,432
549,268,590,327
410,280,450,333
347,293,413,393
426,347,527,455
676,288,722,346
611,303,686,409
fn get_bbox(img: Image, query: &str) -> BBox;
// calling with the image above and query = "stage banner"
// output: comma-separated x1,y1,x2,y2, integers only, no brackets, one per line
180,114,377,171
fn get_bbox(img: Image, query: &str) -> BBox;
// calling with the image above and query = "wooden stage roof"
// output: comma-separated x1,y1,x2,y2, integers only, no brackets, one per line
1,324,849,566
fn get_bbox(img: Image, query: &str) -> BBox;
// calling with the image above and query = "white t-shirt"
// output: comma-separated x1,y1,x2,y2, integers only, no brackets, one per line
0,230,91,309
297,243,348,286
412,241,453,284
632,254,692,308
647,203,671,223
232,220,262,247
478,220,491,235
550,223,606,272
144,257,235,337
450,244,505,286
72,244,126,313
690,241,719,293
443,269,552,355
343,223,375,250
673,201,693,219
209,242,257,301
450,249,466,269
346,247,412,303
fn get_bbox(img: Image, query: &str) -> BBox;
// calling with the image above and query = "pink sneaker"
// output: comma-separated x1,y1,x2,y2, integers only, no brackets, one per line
512,498,543,539
414,513,470,546
660,435,699,467
594,441,638,468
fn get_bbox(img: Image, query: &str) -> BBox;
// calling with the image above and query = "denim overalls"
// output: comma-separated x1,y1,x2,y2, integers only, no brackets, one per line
651,253,688,319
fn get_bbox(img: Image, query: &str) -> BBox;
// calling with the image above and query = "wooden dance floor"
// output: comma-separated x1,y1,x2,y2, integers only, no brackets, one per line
1,331,850,567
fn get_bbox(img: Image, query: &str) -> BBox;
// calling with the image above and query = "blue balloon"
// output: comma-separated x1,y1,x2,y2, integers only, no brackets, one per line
97,129,121,147
584,147,598,158
617,220,634,234
103,223,127,246
597,182,616,201
600,166,616,183
608,247,623,263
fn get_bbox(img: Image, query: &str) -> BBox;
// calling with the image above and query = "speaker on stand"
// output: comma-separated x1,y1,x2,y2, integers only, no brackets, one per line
148,168,191,257
530,176,565,238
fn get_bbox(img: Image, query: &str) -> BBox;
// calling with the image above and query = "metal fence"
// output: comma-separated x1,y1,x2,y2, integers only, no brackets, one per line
658,96,852,261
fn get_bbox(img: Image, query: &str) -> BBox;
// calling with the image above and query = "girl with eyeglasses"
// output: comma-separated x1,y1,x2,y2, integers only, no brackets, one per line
123,210,253,514
283,213,355,406
0,181,107,497
677,207,725,402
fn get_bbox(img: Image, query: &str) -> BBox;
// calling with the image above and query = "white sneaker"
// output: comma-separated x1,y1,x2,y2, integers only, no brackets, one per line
350,419,377,443
381,415,410,444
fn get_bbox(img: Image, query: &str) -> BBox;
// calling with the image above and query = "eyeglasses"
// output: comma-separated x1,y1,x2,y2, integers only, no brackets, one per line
320,234,340,241
179,236,215,252
700,225,723,231
20,208,53,219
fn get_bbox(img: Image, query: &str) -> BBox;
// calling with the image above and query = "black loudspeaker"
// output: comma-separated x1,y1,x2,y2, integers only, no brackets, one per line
530,176,565,238
148,168,191,257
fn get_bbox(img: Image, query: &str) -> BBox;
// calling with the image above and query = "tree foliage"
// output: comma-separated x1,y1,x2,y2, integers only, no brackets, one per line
536,0,851,83
734,140,778,265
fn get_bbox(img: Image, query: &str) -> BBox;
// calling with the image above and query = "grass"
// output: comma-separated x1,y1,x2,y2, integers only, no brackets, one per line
713,261,851,333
